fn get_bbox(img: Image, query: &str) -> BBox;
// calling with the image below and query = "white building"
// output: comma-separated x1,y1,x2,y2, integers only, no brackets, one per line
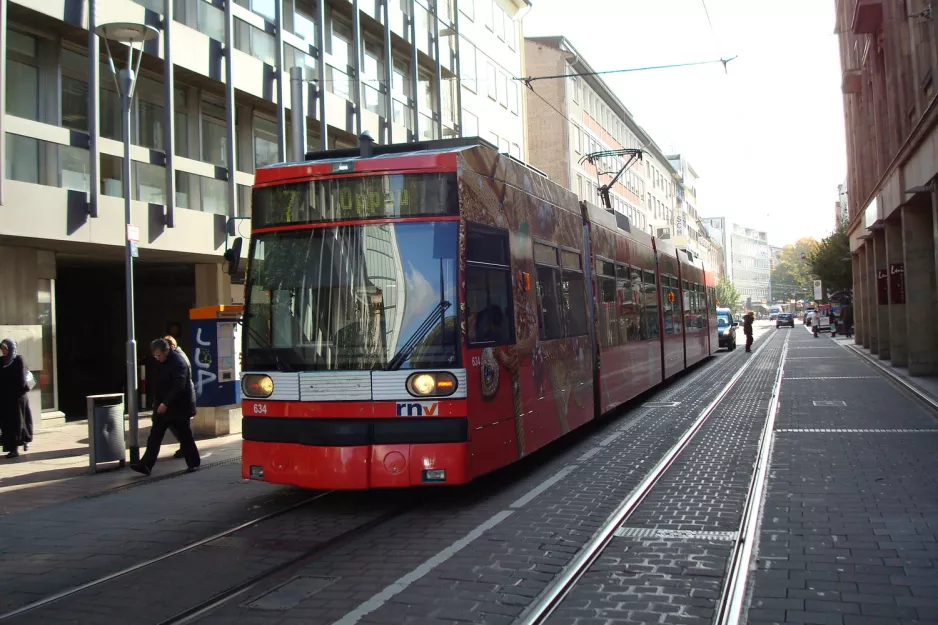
702,217,770,305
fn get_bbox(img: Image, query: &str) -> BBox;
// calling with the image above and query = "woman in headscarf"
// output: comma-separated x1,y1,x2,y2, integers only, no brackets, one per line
0,338,30,458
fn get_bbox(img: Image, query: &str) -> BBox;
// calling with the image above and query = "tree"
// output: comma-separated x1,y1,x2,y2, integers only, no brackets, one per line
807,222,852,298
716,275,741,309
770,238,816,302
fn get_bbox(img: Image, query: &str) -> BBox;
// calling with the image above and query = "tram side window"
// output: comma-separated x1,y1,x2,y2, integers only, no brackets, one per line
644,270,660,340
670,276,684,334
561,249,588,337
596,259,617,348
632,266,647,340
534,243,587,339
466,224,513,346
534,243,564,340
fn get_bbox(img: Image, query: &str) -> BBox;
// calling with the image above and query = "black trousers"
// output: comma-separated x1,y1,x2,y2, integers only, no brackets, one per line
140,415,200,470
745,334,753,351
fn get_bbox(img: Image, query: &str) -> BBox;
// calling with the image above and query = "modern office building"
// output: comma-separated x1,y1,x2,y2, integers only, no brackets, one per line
702,216,769,305
0,0,530,427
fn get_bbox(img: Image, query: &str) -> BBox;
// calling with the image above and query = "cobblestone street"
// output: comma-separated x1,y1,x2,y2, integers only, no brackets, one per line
1,323,935,625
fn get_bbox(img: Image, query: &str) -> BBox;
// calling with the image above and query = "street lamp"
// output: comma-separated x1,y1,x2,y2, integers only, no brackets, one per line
96,22,159,464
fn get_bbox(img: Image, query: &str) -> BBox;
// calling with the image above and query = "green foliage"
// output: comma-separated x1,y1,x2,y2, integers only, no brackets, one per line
807,222,852,297
770,238,816,301
716,275,741,309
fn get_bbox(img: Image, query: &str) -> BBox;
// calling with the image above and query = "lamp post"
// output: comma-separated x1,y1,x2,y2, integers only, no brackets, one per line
96,22,159,464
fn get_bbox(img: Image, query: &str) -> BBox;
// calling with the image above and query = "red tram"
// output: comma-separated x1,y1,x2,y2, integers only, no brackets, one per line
240,139,719,489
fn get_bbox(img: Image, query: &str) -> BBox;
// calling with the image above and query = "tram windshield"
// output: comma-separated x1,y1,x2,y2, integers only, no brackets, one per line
243,221,459,371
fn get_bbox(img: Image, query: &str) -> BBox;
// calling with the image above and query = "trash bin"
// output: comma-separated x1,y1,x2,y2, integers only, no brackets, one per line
87,393,126,472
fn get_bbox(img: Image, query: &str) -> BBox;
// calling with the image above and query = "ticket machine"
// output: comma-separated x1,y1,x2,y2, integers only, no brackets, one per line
189,305,243,435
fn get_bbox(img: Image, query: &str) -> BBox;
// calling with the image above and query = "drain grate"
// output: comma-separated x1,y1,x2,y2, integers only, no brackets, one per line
812,400,847,407
244,576,338,611
643,401,681,408
614,527,737,541
777,428,938,433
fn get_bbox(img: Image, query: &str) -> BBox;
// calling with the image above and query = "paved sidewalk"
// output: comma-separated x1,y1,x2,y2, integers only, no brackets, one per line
748,327,938,625
0,417,243,515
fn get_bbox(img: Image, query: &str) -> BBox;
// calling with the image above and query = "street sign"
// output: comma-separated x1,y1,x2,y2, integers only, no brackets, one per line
813,280,823,300
130,241,139,258
127,224,140,242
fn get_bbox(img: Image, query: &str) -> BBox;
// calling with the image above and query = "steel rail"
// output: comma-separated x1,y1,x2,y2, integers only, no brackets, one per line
0,491,333,621
516,329,781,625
716,329,790,624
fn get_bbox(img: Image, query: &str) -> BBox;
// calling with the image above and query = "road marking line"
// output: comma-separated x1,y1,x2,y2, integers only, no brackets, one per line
776,428,938,433
785,376,880,380
510,465,579,509
576,448,600,462
331,510,514,625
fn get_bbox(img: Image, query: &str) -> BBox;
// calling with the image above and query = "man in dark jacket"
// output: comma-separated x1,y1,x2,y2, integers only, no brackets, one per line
131,338,201,475
743,311,755,352
164,335,191,460
840,303,854,338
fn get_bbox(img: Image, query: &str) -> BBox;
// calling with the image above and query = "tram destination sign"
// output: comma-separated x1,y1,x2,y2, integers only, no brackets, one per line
253,172,457,228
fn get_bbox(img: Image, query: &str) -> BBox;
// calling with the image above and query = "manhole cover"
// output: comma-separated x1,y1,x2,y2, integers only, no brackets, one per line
812,400,846,407
643,401,680,408
244,576,338,611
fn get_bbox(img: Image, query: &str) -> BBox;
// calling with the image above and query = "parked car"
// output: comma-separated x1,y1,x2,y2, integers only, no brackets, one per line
716,307,738,351
776,312,795,328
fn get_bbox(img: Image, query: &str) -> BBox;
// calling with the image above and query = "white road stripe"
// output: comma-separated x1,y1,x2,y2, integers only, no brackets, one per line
331,510,514,625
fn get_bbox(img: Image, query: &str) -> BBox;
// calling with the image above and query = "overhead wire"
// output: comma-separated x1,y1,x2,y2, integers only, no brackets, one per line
518,56,737,84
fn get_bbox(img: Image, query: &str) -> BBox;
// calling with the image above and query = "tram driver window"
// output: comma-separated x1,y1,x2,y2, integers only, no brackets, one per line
466,224,513,346
534,242,564,340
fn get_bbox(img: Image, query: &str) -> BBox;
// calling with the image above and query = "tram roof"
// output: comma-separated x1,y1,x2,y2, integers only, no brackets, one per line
254,137,548,186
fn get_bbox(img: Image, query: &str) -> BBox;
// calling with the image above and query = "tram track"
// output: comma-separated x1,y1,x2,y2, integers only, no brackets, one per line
515,328,789,625
0,491,355,622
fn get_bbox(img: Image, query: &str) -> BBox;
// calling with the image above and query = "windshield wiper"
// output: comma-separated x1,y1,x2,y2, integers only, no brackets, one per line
385,301,452,371
238,316,294,372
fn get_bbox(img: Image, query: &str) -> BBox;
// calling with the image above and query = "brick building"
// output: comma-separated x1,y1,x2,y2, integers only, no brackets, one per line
835,0,938,375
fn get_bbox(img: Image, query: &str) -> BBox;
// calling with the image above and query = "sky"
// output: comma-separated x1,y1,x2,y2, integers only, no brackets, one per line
523,0,847,247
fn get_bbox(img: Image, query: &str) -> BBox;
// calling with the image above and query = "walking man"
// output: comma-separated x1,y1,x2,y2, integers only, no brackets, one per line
131,338,201,476
164,335,191,460
841,303,854,338
743,311,755,353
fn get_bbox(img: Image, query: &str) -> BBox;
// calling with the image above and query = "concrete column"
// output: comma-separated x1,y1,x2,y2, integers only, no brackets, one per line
194,264,232,308
851,252,863,345
865,239,878,353
901,203,938,375
856,245,868,347
885,217,907,366
873,229,889,359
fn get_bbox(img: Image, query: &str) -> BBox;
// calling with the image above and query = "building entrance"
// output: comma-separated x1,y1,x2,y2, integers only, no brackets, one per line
55,261,196,420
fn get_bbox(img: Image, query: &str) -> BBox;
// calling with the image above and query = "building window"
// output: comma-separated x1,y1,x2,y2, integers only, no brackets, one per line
459,0,474,21
462,109,479,136
254,115,279,168
509,80,518,115
201,100,228,166
466,224,513,346
36,278,57,412
461,40,477,92
4,134,39,183
486,61,497,100
391,60,413,130
482,0,493,30
510,143,520,159
5,30,39,121
573,125,581,153
495,5,506,40
498,71,508,107
499,137,509,154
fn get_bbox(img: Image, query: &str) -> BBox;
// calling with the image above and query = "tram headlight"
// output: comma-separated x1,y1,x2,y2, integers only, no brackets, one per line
243,374,274,398
406,372,458,398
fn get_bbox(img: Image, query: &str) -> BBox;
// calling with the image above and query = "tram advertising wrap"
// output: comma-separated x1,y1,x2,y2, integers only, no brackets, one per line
239,139,720,490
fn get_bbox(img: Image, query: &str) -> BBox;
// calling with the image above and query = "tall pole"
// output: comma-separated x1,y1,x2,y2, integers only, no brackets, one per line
290,66,306,161
120,66,140,463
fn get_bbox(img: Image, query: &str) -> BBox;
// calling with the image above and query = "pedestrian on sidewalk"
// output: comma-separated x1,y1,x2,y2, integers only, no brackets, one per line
841,303,854,338
131,338,201,476
0,339,33,458
164,335,192,460
743,311,755,352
